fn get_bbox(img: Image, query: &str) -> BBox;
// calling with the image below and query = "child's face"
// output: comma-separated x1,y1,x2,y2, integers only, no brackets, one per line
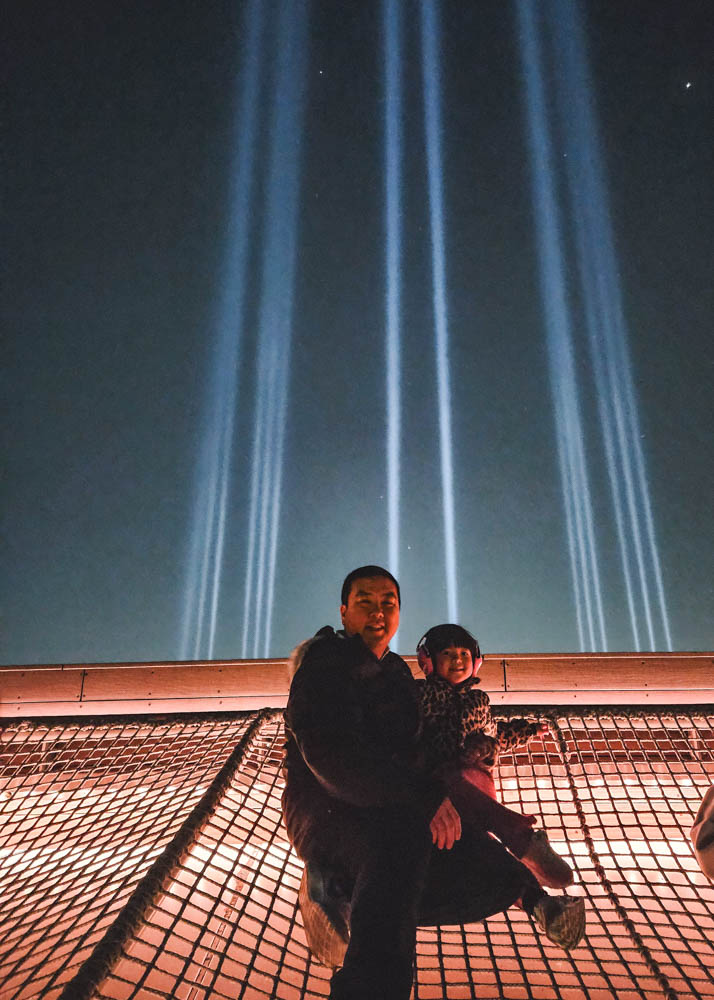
435,646,473,684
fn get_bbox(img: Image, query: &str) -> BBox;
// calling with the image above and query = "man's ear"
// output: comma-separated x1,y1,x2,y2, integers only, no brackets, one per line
339,604,347,625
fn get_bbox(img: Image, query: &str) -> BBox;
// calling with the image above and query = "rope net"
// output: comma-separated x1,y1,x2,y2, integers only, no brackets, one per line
1,708,713,1000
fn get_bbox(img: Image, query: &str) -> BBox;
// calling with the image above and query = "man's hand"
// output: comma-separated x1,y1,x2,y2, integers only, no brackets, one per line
430,796,461,850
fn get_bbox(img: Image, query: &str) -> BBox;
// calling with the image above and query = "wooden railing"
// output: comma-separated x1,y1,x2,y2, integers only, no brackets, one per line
1,651,712,717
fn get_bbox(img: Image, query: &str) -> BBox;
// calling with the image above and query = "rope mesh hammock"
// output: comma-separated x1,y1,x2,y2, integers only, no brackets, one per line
1,708,713,1000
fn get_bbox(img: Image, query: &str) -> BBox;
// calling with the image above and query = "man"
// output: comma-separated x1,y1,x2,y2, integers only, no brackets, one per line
282,566,582,1000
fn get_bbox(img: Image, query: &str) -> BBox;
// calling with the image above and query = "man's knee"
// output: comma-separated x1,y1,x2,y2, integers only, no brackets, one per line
290,803,431,883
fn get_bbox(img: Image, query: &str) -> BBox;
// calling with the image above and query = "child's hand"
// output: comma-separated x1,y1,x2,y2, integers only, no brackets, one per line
462,732,499,767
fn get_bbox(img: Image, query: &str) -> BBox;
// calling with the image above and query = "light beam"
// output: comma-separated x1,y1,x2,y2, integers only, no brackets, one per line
384,0,403,585
241,0,309,658
420,0,459,621
515,0,607,650
180,0,265,662
551,0,672,650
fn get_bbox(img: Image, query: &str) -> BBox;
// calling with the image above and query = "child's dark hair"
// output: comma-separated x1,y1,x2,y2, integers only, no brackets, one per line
341,565,401,607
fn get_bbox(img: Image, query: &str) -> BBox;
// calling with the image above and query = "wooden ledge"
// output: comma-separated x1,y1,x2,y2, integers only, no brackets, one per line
1,652,712,718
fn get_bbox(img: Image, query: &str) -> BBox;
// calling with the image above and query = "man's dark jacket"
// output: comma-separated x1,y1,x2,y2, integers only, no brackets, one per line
282,627,443,859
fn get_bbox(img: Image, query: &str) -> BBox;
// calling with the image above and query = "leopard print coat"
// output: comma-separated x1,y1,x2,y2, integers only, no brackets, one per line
420,673,539,772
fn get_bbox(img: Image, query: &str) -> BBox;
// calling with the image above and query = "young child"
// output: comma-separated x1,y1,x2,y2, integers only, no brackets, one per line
417,623,575,891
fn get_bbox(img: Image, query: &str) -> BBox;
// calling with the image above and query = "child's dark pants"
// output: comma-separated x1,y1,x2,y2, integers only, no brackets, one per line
447,765,536,859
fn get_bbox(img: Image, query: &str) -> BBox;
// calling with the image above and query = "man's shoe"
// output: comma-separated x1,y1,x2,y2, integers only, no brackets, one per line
521,829,575,888
298,865,350,969
532,894,586,950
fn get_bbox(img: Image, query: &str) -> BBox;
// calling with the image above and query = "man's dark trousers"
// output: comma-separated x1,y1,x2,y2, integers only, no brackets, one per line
296,801,538,1000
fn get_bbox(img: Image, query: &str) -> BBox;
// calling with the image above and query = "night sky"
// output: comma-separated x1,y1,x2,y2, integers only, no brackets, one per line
4,0,713,666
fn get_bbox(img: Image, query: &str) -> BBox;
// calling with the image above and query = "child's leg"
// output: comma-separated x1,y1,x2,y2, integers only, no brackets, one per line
446,766,535,858
460,763,498,799
444,765,575,888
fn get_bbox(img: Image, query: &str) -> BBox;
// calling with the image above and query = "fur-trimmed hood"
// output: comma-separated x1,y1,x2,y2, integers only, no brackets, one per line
286,638,315,682
286,626,345,681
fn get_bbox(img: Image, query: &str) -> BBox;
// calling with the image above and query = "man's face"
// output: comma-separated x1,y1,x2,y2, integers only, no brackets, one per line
340,576,400,658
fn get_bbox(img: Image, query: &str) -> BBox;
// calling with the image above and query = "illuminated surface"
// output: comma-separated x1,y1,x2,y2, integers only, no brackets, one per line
1,709,712,999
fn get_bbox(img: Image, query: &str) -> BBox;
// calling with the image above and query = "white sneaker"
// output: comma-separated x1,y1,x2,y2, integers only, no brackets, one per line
521,829,574,888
